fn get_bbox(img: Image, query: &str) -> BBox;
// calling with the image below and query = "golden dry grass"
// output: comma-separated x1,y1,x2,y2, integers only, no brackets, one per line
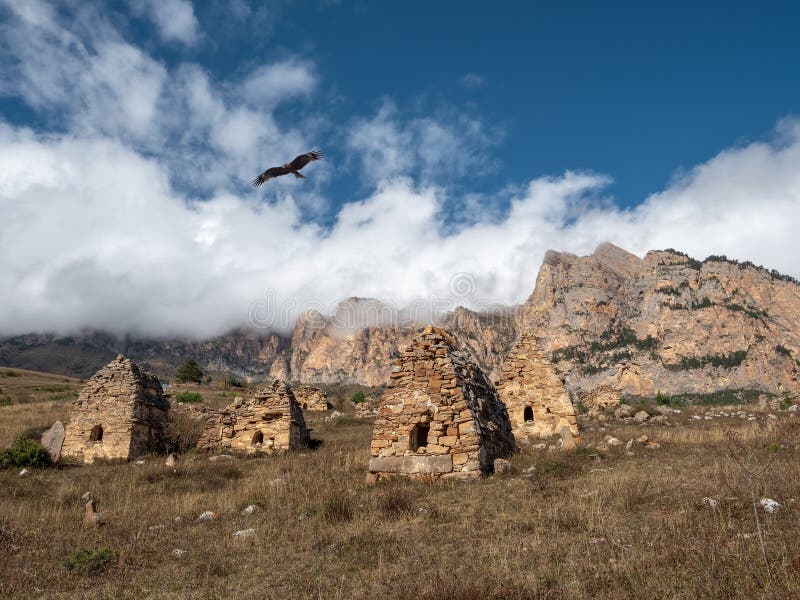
1,392,799,598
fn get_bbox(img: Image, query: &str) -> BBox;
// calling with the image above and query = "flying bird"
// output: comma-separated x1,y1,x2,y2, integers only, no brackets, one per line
251,150,324,186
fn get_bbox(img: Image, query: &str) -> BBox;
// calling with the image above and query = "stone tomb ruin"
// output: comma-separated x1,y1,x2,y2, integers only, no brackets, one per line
368,326,515,482
496,333,578,439
291,385,331,411
61,355,170,464
197,380,310,454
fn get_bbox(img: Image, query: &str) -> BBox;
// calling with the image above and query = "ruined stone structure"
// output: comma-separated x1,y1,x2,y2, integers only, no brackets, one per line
61,355,169,464
496,333,578,439
197,380,309,454
368,326,515,482
291,385,330,411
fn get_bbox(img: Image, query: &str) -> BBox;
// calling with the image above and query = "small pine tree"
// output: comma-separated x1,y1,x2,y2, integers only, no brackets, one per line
175,359,204,384
351,390,366,404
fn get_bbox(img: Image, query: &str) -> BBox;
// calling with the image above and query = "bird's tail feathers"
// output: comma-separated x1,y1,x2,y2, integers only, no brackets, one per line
292,171,306,178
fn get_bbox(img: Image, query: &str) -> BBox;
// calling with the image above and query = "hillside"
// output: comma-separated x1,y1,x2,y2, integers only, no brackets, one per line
521,243,800,406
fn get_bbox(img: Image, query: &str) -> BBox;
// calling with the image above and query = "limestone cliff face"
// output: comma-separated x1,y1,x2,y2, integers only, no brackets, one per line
0,306,516,385
286,302,517,386
520,243,800,405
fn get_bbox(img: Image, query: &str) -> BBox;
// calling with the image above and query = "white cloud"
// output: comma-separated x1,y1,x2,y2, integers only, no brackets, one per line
347,102,500,184
132,0,200,46
1,118,800,339
242,59,317,107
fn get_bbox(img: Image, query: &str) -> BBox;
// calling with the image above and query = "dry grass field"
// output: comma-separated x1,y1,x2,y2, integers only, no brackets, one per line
1,368,799,599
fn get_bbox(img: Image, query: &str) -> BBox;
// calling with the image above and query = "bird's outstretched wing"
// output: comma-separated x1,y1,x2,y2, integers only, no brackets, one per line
289,150,324,171
252,165,290,187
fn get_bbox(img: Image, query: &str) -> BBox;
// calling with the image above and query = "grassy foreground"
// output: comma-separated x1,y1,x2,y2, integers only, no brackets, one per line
1,372,799,598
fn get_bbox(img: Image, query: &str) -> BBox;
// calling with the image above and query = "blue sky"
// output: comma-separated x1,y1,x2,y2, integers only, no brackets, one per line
1,0,799,337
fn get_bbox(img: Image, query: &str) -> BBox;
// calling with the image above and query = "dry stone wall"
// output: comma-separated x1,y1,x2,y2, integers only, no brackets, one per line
291,385,330,411
496,333,578,439
368,326,515,482
61,355,169,464
197,380,309,454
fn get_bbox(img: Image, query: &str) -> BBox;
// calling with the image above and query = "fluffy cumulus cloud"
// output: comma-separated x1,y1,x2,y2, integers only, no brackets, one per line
0,2,799,339
131,0,200,46
241,59,317,107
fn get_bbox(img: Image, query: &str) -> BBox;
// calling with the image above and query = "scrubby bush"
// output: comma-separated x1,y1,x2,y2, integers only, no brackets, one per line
225,373,244,388
350,390,366,404
163,411,205,454
174,391,203,404
63,548,115,575
0,436,51,468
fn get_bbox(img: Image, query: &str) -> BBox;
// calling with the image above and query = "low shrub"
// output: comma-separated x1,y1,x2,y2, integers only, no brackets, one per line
350,390,366,404
64,548,115,575
174,391,203,404
225,373,244,388
0,436,51,469
0,395,12,406
163,411,205,453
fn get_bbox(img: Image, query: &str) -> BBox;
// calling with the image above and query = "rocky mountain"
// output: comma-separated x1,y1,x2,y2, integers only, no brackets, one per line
2,243,798,406
520,243,800,407
0,303,517,385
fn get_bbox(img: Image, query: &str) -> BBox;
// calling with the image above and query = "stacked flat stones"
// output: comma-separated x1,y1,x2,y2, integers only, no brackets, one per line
368,326,515,482
496,333,578,438
61,355,169,464
291,385,329,411
198,380,309,454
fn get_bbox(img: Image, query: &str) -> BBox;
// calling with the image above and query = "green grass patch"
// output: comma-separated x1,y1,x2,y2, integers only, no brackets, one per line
174,391,203,404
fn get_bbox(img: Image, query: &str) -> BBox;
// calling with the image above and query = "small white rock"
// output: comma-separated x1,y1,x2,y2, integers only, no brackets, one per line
171,549,186,558
18,468,29,477
241,504,257,516
760,498,783,513
197,511,219,521
701,497,719,508
788,404,799,412
135,460,145,465
233,528,255,539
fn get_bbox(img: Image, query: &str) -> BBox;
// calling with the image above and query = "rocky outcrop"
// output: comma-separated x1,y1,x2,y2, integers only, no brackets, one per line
519,244,800,407
61,355,170,464
367,326,515,482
